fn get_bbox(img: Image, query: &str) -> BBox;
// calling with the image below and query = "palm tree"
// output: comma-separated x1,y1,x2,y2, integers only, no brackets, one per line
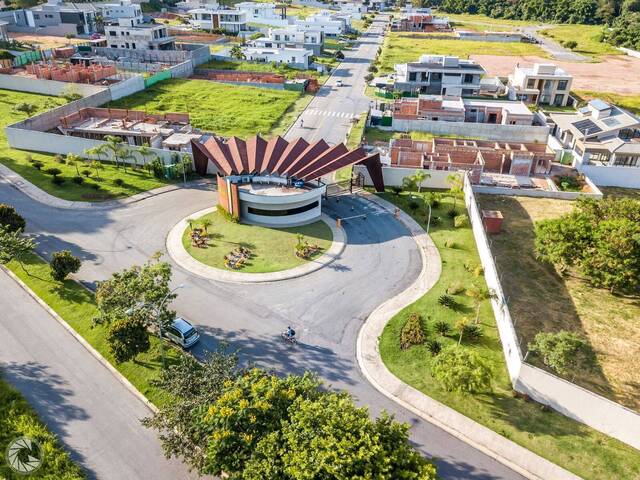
90,160,103,179
466,285,495,324
412,169,431,194
104,135,124,170
137,145,157,171
120,149,137,173
446,173,464,210
200,218,213,235
66,153,82,176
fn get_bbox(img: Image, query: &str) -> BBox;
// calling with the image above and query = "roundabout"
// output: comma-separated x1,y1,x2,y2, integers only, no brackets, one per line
166,206,346,283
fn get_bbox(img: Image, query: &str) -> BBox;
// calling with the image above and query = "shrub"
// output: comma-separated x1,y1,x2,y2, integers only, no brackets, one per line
50,250,81,281
447,208,457,218
433,320,450,336
564,40,578,49
528,330,595,376
425,192,441,208
113,178,125,187
426,339,442,356
430,216,441,226
32,161,43,170
0,204,26,232
437,294,456,309
90,183,101,190
444,239,456,249
473,264,484,277
400,313,426,350
25,154,34,163
367,64,378,73
408,200,420,211
335,50,345,59
54,154,66,164
51,176,65,185
390,186,402,195
446,282,465,295
364,73,374,82
216,204,239,223
460,323,483,343
81,169,92,177
432,346,492,393
71,176,84,185
44,167,62,177
454,214,469,228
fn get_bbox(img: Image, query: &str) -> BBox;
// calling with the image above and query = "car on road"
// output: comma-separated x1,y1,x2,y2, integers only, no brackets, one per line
164,317,200,348
335,79,343,87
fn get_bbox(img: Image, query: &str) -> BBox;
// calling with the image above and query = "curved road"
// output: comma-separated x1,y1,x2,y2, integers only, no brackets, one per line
0,181,524,480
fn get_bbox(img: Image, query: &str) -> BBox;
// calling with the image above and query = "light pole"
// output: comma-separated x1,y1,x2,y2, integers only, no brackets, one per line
126,284,184,369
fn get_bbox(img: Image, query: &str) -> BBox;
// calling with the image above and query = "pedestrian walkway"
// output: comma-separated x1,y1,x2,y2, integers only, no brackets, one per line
304,108,360,119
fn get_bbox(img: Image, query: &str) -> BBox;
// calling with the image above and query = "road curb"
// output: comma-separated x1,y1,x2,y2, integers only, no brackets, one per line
355,193,581,480
0,265,158,414
166,207,346,284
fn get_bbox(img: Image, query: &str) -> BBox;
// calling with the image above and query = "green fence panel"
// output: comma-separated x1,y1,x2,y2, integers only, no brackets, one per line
144,69,172,88
380,116,392,127
13,50,42,67
283,81,306,92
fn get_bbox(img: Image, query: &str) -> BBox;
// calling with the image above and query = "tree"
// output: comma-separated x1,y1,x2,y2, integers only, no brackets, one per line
0,225,35,265
528,331,595,377
401,174,417,191
90,160,103,179
431,346,492,393
104,135,125,169
50,250,81,281
230,44,245,60
465,284,494,324
400,312,426,349
335,49,345,59
412,169,430,193
200,218,212,235
244,393,437,480
106,314,151,363
446,173,463,210
0,204,26,233
66,153,82,177
137,145,157,171
13,102,38,117
142,346,240,473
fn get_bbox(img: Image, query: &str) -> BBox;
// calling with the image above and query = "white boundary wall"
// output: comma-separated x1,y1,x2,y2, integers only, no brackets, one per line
0,74,108,97
578,164,640,188
355,165,454,189
465,174,640,450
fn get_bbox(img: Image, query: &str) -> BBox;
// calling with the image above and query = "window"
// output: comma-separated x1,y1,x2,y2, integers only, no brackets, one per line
526,78,535,89
463,73,474,83
553,94,564,106
108,30,117,36
248,201,319,217
34,14,40,19
557,80,568,90
408,72,416,81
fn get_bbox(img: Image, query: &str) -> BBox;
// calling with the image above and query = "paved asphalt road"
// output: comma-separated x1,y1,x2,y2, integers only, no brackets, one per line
0,179,525,480
519,26,587,62
0,270,195,480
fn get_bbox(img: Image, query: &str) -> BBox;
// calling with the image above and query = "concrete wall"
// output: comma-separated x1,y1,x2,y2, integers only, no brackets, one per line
355,164,455,189
618,47,640,59
108,75,145,101
465,175,640,450
168,60,194,79
382,118,550,143
0,74,107,97
578,164,640,188
473,184,603,200
7,24,77,36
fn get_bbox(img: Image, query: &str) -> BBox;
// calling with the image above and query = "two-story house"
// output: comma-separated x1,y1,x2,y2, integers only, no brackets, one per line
248,25,323,55
235,2,289,27
25,0,97,35
243,46,312,69
393,55,486,96
295,11,345,36
508,63,573,107
99,0,142,22
188,8,247,33
105,17,175,50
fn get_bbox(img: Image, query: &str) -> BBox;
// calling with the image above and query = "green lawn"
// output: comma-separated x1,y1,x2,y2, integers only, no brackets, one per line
445,12,538,29
377,191,640,480
182,211,333,273
0,374,83,479
0,89,173,202
199,58,327,82
364,127,439,145
539,24,620,59
574,90,640,115
335,113,368,181
377,32,546,73
108,79,302,138
5,254,182,408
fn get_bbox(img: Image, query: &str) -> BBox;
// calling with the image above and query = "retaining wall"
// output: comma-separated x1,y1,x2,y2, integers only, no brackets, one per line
108,75,145,101
465,175,640,450
380,118,550,143
577,164,640,188
355,165,454,189
0,74,107,97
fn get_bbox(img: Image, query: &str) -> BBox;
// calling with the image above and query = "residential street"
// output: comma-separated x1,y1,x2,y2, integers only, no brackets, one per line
0,270,195,480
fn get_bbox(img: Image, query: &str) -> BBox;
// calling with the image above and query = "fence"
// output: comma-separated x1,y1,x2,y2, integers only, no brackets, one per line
578,163,640,188
144,69,172,88
464,174,640,450
0,74,108,97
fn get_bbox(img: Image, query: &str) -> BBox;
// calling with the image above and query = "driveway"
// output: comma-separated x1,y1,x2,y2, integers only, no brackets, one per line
519,26,587,62
0,180,524,480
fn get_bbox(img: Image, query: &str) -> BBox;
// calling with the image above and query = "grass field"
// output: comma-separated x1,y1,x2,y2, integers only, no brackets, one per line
378,191,640,480
5,255,182,408
0,373,83,479
476,195,640,411
108,79,302,138
199,58,327,82
182,211,333,273
445,12,538,29
574,90,640,115
364,128,440,145
539,24,620,59
0,89,174,202
377,32,546,73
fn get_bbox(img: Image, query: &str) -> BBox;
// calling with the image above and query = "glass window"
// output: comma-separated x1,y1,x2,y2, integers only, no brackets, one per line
248,201,319,217
557,80,568,90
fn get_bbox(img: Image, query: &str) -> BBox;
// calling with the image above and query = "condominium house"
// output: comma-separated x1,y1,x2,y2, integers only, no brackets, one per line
390,95,535,125
99,0,142,22
508,63,573,107
391,7,450,32
175,0,219,13
550,99,640,171
105,18,175,50
248,25,323,55
24,0,98,35
243,46,312,69
393,55,486,96
188,8,247,33
235,2,289,27
295,11,345,36
339,2,367,20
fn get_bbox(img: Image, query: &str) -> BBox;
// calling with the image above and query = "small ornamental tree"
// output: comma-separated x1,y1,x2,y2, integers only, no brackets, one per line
0,225,35,265
106,314,151,363
527,330,595,377
431,346,492,394
50,250,82,281
400,312,426,349
0,204,26,233
230,44,245,60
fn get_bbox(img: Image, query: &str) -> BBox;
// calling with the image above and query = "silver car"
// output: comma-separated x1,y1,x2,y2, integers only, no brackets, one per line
164,317,200,348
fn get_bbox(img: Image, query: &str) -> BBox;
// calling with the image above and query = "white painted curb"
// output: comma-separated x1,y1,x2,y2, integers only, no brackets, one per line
166,207,346,284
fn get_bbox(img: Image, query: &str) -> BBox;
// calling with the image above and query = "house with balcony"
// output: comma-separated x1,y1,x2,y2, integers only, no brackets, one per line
508,63,573,107
549,99,640,186
248,25,323,55
105,18,175,50
235,2,289,27
188,8,247,33
393,55,486,97
99,0,142,22
24,0,97,35
295,11,345,36
243,46,312,69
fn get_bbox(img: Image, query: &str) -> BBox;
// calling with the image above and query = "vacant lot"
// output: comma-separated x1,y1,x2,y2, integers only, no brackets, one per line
8,32,84,50
539,24,620,59
473,53,640,95
445,12,538,30
0,89,173,201
477,195,640,411
108,79,302,138
574,90,640,115
377,32,546,73
199,58,326,81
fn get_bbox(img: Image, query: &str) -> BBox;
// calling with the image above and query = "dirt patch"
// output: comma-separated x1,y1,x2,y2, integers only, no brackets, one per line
472,54,640,95
8,33,84,50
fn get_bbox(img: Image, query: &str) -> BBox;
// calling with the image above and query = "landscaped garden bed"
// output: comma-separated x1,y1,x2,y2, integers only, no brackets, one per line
181,211,333,273
377,189,640,480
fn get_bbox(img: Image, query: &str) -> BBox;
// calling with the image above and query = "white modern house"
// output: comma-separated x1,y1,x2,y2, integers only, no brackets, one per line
99,0,142,22
393,55,486,96
243,46,312,69
550,99,640,187
339,2,367,20
105,17,175,50
249,25,323,55
508,63,573,107
295,11,345,36
24,0,98,35
175,0,219,12
188,8,247,33
235,1,289,27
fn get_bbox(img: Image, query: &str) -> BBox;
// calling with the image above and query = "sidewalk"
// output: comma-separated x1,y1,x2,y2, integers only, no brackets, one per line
0,163,213,210
356,193,581,480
